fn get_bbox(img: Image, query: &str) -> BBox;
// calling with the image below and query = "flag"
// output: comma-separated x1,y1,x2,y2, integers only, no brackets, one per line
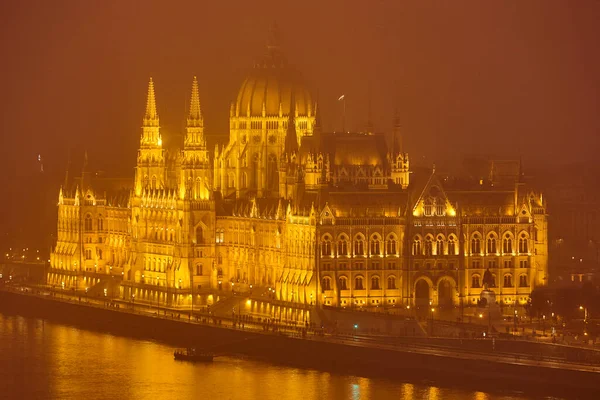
338,94,345,101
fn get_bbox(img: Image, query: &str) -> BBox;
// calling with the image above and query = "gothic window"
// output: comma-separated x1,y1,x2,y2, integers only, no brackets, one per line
97,249,102,260
436,235,444,255
412,236,422,256
322,277,331,291
98,216,103,231
472,274,481,288
371,276,380,290
503,233,513,254
196,227,203,244
152,176,157,190
519,274,528,287
196,264,202,275
339,276,348,290
435,202,445,216
519,233,528,254
354,237,365,256
503,274,513,288
321,236,332,256
241,172,247,188
195,178,202,198
424,199,433,216
387,237,397,255
425,236,433,256
471,233,481,254
370,235,381,256
487,236,497,254
355,276,364,290
448,235,457,255
143,175,149,188
85,249,92,260
387,276,396,289
338,236,348,256
84,214,92,231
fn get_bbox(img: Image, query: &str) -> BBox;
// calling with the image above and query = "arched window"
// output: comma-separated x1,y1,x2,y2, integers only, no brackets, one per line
387,276,396,289
355,276,364,290
370,235,381,256
143,175,149,188
338,236,348,256
472,274,481,288
487,236,497,254
339,276,348,290
503,233,513,254
196,264,202,275
97,249,103,260
425,236,433,256
322,236,332,256
435,201,445,216
519,274,528,287
387,237,397,255
412,237,422,256
471,233,481,254
98,216,103,231
322,277,331,291
448,236,457,255
196,227,203,244
84,214,92,231
241,172,247,188
519,233,528,254
371,276,380,290
195,178,202,198
436,235,444,256
151,175,157,190
424,199,433,216
354,236,364,256
503,274,513,288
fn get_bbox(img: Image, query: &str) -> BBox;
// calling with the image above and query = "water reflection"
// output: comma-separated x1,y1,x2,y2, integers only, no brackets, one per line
0,313,550,399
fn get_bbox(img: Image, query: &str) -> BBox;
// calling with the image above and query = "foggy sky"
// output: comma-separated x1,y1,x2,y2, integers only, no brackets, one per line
1,0,599,244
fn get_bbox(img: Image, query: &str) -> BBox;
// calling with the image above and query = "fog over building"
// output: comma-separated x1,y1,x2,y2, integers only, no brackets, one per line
49,29,548,319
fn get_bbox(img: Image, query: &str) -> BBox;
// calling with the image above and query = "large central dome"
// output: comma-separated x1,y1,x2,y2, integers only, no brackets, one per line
234,35,313,117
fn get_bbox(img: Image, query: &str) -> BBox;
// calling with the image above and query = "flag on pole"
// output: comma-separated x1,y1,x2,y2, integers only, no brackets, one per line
338,94,345,101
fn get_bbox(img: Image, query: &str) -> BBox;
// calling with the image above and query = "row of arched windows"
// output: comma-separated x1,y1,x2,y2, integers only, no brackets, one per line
322,275,397,291
321,234,398,257
470,232,529,255
412,234,458,256
471,273,528,288
84,214,104,232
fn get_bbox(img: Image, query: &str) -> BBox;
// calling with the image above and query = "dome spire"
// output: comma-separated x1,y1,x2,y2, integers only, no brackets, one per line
284,91,298,154
144,78,159,127
187,76,203,127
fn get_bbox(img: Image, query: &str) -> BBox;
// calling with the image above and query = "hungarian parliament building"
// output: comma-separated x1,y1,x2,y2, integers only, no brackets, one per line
48,32,548,319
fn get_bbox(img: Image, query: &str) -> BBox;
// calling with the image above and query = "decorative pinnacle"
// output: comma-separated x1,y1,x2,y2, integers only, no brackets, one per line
144,78,159,126
188,76,203,126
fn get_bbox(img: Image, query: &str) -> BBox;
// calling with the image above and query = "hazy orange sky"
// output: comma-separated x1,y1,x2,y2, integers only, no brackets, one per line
0,0,598,243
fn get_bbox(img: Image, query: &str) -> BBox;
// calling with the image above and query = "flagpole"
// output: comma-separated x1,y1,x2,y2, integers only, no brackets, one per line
338,94,346,133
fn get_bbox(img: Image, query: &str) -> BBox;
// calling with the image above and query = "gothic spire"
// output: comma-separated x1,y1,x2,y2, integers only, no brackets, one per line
187,76,203,126
284,92,299,155
392,106,402,154
144,78,159,127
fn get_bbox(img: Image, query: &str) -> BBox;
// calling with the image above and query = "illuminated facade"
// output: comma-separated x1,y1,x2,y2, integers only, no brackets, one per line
48,32,548,318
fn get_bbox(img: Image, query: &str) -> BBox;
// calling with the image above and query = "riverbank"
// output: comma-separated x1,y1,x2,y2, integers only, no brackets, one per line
1,288,599,397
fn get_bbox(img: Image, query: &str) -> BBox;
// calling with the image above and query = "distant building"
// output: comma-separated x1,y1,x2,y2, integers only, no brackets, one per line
48,29,548,320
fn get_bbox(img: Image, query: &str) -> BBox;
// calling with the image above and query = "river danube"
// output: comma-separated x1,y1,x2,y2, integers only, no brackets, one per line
0,313,560,399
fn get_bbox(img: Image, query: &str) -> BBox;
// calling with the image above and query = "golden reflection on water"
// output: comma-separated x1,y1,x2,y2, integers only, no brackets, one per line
0,314,536,400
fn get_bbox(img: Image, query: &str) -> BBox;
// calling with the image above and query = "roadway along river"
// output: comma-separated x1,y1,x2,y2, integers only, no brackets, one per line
0,312,562,400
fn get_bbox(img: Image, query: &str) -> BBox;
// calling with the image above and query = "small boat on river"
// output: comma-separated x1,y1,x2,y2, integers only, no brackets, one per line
174,348,214,362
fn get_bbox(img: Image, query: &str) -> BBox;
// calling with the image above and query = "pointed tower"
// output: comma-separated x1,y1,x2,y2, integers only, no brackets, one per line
135,78,165,196
390,107,409,189
182,76,211,200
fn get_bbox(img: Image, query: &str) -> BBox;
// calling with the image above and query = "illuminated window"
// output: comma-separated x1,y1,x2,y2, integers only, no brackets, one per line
503,274,513,288
371,276,380,290
387,237,397,255
519,233,528,254
387,276,396,289
151,175,157,190
471,233,481,254
424,199,433,216
84,214,92,231
487,236,497,254
436,235,444,255
520,260,528,268
338,236,348,256
472,274,481,288
354,237,364,256
448,236,457,255
370,235,381,256
519,275,528,287
322,236,332,256
85,249,92,260
425,236,433,256
412,237,422,256
97,249,102,260
98,216,104,231
435,203,444,216
503,234,513,254
339,276,348,290
322,277,332,291
196,264,202,275
355,276,364,290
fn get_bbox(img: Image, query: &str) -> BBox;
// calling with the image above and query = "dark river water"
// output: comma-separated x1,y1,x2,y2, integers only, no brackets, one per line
0,312,566,400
